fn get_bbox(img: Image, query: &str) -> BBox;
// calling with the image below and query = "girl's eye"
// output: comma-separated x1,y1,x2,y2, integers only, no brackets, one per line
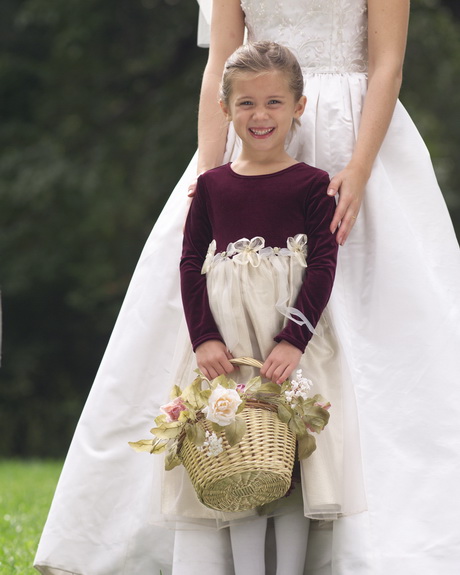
268,99,282,105
239,101,253,106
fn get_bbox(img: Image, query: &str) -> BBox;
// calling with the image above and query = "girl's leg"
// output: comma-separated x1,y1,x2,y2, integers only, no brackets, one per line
274,509,310,575
230,516,268,575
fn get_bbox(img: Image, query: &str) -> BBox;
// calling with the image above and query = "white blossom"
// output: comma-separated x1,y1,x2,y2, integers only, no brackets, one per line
285,369,313,408
199,431,224,457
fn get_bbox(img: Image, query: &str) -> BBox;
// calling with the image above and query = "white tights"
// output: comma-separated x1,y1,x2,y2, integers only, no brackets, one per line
229,508,310,575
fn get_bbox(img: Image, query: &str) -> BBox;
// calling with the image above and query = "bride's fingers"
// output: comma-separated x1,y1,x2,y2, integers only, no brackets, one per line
330,200,347,234
336,211,359,246
327,173,342,198
187,181,197,197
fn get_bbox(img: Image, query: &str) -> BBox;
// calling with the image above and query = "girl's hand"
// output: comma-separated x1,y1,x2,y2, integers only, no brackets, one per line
327,163,368,246
261,340,303,385
195,340,234,380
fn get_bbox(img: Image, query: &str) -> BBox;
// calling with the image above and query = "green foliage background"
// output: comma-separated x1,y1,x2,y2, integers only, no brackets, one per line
0,0,459,457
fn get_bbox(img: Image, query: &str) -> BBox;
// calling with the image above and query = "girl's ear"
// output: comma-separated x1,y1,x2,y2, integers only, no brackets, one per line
294,95,307,120
219,99,232,122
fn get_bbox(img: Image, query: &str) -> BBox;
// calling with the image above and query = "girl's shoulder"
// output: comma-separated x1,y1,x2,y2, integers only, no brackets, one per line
295,161,329,181
280,163,330,195
197,163,232,188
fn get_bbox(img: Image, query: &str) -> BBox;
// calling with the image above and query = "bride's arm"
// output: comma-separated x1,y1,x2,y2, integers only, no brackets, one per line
328,0,410,245
196,0,245,176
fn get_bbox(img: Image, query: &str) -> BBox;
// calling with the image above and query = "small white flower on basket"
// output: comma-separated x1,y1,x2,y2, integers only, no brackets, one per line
199,430,224,457
203,384,243,426
285,369,313,408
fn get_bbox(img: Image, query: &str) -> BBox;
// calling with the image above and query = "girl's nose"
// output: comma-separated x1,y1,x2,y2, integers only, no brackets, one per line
252,107,269,120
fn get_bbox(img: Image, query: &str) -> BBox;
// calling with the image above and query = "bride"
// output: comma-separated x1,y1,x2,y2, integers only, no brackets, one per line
35,1,460,574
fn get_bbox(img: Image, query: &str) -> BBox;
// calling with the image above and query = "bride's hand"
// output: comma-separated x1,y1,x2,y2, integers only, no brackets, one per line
327,163,368,245
187,179,198,198
188,169,208,198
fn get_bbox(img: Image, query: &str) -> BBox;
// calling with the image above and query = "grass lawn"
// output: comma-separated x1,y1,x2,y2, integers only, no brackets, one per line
0,460,62,574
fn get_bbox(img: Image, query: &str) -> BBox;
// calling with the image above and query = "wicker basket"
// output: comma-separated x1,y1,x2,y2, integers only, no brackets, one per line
178,357,296,512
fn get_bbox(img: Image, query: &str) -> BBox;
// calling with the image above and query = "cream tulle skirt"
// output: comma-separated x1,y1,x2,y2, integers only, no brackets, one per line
161,242,366,524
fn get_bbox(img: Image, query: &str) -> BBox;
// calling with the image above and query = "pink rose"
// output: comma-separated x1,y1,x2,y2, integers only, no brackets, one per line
160,397,187,422
236,384,246,393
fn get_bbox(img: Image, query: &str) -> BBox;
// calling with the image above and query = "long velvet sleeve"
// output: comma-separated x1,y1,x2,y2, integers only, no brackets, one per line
180,178,224,351
274,172,338,350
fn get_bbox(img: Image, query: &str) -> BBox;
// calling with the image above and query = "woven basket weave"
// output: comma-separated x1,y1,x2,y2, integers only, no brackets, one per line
179,357,296,512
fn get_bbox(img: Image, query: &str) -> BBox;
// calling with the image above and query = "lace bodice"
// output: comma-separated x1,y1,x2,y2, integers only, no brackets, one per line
241,0,368,73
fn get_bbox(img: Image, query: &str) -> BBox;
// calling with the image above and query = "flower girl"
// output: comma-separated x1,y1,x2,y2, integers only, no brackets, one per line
168,40,360,575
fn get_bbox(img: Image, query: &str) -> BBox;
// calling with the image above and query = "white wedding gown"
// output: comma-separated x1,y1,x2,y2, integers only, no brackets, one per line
35,1,460,574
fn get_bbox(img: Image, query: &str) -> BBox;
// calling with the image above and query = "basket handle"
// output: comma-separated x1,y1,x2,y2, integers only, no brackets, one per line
229,357,263,369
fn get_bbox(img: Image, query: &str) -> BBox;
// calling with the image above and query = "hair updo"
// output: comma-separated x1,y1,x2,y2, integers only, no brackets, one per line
220,41,304,106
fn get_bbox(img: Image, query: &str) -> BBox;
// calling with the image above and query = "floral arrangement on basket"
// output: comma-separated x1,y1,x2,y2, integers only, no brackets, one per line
130,357,330,512
130,357,330,468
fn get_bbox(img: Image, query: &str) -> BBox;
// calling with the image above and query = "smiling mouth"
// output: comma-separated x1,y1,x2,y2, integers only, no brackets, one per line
249,128,275,137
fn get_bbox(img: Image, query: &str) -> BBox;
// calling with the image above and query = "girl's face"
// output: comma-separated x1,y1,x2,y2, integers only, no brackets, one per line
221,70,306,160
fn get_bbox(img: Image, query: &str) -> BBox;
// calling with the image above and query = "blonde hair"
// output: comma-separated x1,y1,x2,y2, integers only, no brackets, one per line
220,41,304,106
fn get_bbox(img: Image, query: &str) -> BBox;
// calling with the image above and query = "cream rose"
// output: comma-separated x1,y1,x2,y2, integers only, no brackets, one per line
202,385,242,426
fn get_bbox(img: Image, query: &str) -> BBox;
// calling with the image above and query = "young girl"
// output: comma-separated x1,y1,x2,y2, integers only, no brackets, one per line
173,40,361,575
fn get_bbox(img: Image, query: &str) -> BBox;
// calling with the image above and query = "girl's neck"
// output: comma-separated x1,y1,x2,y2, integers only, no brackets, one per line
231,153,298,176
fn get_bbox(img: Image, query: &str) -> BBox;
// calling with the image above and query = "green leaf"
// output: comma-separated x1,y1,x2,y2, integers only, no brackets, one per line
298,433,317,460
178,409,193,423
236,399,246,415
277,402,292,424
302,405,330,433
288,414,307,436
185,424,197,443
258,382,282,394
194,423,206,446
244,376,262,393
170,385,182,399
186,422,206,446
211,374,232,389
224,416,247,446
150,440,168,455
154,413,168,426
128,438,167,454
181,379,206,410
128,439,155,453
151,422,182,439
165,449,182,471
199,389,212,403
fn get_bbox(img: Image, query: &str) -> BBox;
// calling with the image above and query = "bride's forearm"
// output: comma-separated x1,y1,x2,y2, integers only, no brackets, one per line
196,0,245,175
349,0,410,178
197,68,229,174
349,65,403,179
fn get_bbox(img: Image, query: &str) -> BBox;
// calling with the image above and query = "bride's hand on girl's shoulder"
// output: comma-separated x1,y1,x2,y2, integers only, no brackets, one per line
195,340,235,380
327,162,368,246
261,340,303,385
187,179,198,198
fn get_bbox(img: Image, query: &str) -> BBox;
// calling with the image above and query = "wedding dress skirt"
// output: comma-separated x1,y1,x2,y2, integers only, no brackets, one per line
35,1,460,573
